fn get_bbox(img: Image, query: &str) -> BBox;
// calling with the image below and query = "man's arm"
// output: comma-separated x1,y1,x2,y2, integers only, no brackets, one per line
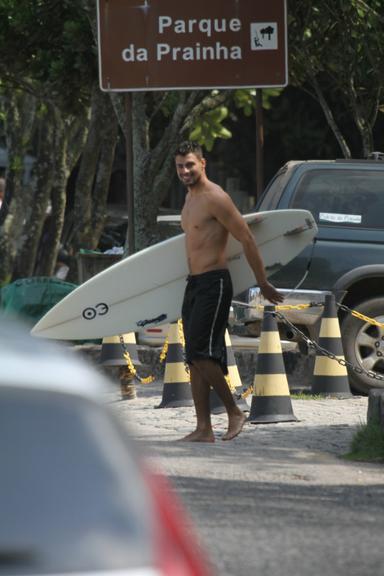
210,191,284,305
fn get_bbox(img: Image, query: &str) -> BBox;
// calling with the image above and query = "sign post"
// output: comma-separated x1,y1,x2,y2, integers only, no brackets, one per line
97,0,287,91
96,0,287,249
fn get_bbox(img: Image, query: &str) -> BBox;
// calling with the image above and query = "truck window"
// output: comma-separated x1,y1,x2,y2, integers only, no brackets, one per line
258,165,291,209
291,169,384,228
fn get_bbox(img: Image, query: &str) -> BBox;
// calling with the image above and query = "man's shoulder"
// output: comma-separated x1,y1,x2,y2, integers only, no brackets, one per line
204,181,229,201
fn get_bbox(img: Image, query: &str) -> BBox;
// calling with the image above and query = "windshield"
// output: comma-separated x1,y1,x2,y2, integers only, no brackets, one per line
291,169,384,228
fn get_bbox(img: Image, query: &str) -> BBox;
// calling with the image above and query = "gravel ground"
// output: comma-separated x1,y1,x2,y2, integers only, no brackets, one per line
108,380,382,486
106,379,384,576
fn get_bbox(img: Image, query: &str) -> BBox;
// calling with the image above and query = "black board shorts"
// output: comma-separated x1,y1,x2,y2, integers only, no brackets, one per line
182,269,233,374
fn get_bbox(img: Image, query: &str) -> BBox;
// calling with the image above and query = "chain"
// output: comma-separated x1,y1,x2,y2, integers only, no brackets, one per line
119,335,155,384
233,298,384,328
117,298,384,389
274,311,384,382
337,302,384,328
232,300,324,311
236,301,384,399
177,318,186,347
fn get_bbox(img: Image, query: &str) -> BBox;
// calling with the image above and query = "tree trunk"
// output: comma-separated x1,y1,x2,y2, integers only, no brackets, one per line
311,76,352,159
130,91,207,251
34,109,68,277
0,91,36,284
40,116,90,278
13,106,56,279
92,113,119,243
72,85,118,250
347,77,374,158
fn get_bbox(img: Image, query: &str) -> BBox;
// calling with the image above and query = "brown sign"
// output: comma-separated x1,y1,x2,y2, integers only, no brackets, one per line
97,0,287,91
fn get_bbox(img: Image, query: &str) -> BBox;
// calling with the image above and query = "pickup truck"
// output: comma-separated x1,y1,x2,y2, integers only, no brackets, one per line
235,159,384,394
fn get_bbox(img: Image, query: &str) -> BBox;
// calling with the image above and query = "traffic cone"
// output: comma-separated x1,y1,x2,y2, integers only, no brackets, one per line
210,330,246,414
209,389,226,414
156,321,193,408
311,293,351,397
225,330,249,411
99,333,140,400
225,330,242,390
248,306,297,424
99,333,141,367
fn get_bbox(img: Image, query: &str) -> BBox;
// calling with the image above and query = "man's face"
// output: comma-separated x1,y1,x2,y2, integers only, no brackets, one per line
175,152,206,187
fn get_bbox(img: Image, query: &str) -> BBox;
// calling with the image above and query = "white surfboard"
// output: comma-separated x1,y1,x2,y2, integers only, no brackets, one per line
32,210,317,340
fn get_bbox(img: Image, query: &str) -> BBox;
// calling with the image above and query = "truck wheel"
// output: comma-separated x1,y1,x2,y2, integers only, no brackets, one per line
341,297,384,394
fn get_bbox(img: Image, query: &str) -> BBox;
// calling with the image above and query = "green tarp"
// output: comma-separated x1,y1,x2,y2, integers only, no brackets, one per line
0,277,77,325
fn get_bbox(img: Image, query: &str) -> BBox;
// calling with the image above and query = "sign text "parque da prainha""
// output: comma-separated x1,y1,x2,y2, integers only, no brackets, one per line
122,16,246,62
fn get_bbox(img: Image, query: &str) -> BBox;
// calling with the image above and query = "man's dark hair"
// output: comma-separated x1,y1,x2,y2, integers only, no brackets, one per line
174,141,203,158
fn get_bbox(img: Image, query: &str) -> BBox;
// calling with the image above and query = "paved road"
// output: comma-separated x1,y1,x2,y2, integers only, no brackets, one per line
108,380,384,576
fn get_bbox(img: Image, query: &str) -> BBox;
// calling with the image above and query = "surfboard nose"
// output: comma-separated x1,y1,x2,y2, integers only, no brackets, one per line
31,316,60,338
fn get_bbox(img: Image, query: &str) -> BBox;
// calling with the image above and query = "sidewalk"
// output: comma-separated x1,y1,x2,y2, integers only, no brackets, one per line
106,378,384,576
107,377,381,485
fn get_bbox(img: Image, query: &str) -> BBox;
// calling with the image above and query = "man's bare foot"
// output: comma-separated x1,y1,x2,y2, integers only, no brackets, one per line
178,429,215,442
222,413,247,441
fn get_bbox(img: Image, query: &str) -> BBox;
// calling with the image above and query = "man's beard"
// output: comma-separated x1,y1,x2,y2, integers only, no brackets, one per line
180,173,200,187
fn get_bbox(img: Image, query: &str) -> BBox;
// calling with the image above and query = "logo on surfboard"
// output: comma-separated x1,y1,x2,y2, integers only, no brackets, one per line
136,314,168,327
82,302,109,320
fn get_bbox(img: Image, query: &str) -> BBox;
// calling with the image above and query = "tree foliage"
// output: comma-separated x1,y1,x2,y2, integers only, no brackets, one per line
0,0,114,284
1,0,384,286
289,0,384,157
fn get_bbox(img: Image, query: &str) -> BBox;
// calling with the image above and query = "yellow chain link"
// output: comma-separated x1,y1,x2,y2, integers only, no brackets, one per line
225,374,236,393
246,303,312,311
351,310,384,328
159,337,168,363
240,385,253,399
177,318,185,346
123,351,155,384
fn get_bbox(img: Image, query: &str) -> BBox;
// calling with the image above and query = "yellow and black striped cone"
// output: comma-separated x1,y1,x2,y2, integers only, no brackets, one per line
225,330,249,411
248,306,297,424
225,330,243,391
156,321,193,408
99,332,141,367
209,389,226,414
210,330,248,414
311,293,351,397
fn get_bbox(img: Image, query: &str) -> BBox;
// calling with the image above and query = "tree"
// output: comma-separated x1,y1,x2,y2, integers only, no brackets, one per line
0,0,119,283
2,0,384,286
289,0,384,158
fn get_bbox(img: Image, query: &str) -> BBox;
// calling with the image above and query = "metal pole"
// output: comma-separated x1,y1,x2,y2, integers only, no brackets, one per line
125,92,135,254
255,88,264,200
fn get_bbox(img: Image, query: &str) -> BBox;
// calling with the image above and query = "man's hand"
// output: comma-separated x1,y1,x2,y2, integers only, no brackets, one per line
259,281,284,305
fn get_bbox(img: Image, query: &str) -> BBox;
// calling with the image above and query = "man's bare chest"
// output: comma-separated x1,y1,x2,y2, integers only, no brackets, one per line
181,196,213,231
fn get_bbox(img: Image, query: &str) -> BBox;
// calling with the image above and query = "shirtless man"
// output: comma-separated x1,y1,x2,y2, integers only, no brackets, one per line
175,141,284,442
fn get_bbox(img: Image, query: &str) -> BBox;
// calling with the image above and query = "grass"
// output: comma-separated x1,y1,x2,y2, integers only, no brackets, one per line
291,392,324,400
344,420,384,463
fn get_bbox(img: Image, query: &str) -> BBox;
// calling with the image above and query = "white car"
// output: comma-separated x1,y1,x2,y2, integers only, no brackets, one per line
0,317,213,576
137,307,236,347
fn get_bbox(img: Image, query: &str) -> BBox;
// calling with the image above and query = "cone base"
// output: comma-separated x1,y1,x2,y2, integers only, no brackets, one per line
312,391,352,399
312,376,351,397
156,382,193,408
248,395,298,424
209,390,248,415
210,390,226,414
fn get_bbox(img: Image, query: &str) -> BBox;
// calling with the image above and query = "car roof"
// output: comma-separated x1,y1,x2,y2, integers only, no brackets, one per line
0,316,109,398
